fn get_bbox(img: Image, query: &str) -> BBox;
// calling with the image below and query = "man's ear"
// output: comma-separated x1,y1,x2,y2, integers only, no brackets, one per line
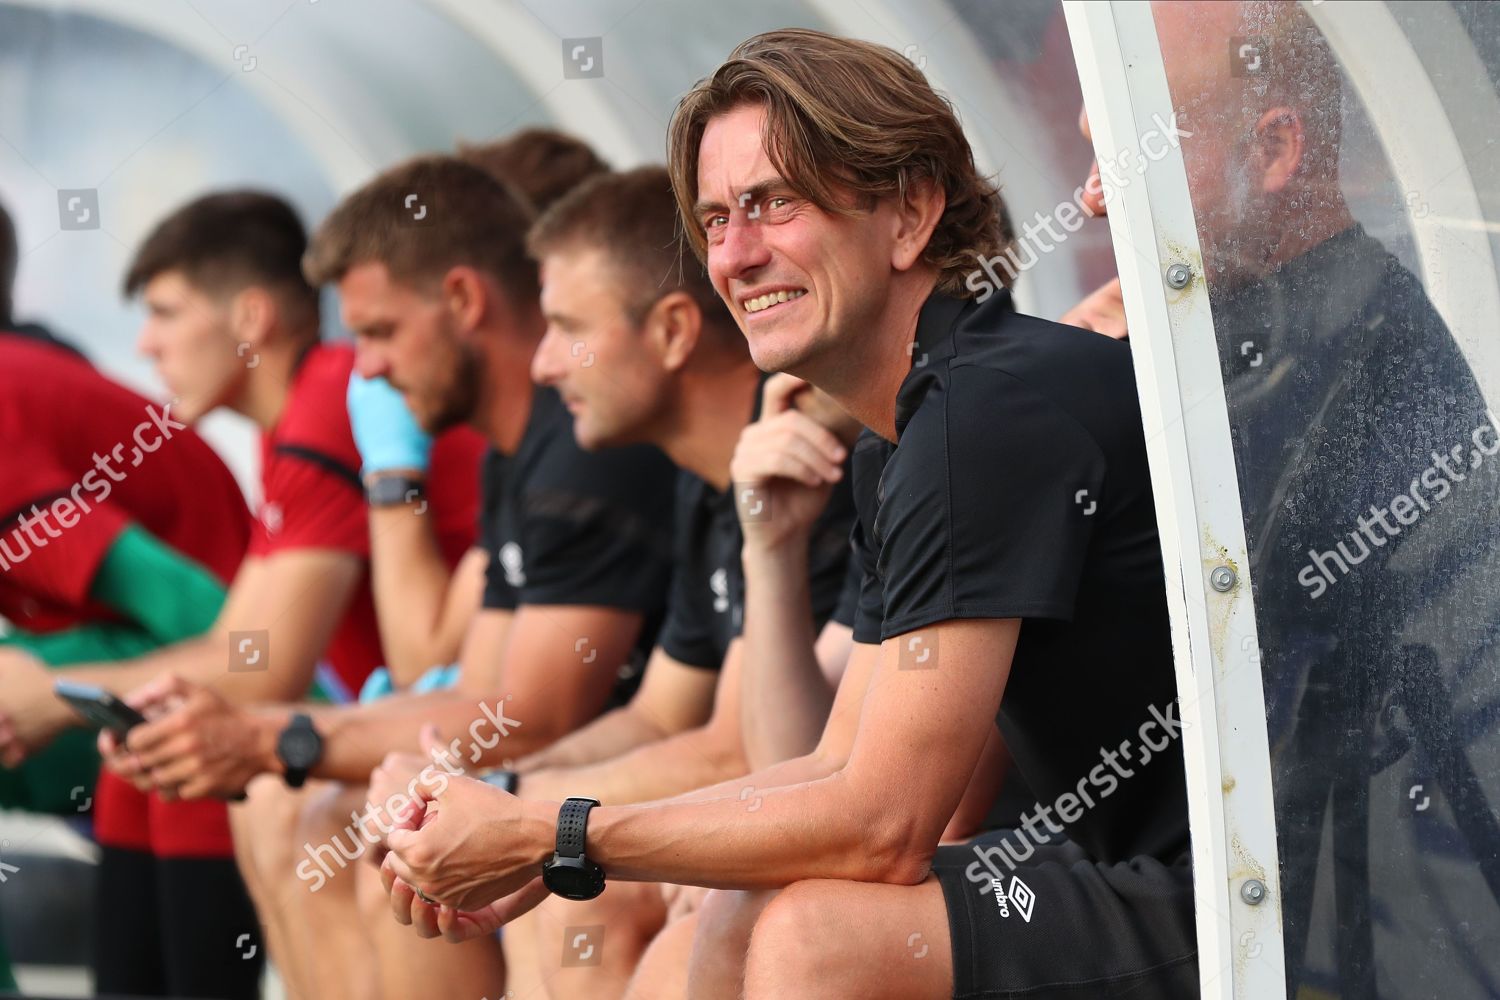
644,291,703,373
229,286,277,349
440,266,489,336
891,176,947,274
1253,106,1306,195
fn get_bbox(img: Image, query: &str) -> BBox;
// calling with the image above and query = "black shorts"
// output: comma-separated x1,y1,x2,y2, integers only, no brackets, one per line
931,830,1198,999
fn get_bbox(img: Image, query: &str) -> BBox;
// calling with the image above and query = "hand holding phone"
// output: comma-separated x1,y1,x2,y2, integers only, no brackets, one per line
54,680,147,738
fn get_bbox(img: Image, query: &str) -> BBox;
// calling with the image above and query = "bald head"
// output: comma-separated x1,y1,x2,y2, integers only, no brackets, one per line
1147,0,1350,283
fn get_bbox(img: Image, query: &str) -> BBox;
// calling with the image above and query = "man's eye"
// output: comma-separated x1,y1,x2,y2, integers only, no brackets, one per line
704,214,728,231
768,197,790,210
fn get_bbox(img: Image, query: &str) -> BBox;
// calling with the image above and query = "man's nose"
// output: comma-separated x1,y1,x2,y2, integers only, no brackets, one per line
714,213,773,283
530,330,563,387
354,341,390,380
135,325,158,359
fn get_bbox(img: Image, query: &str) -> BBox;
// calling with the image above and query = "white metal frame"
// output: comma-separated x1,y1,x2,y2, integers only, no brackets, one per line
1062,3,1286,997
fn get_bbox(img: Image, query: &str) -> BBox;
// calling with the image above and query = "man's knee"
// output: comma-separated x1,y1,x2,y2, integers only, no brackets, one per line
538,879,665,967
230,778,306,881
696,887,773,946
353,854,390,923
685,887,780,997
744,881,841,985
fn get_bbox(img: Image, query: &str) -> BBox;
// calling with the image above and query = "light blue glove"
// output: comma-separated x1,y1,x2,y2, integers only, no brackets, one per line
358,663,462,704
347,373,432,476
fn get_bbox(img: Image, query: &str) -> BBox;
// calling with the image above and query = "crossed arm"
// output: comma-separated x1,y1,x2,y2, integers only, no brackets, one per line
383,617,1019,912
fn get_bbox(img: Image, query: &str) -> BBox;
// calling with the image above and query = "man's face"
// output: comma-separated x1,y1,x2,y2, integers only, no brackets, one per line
1149,1,1282,283
531,247,672,450
695,102,901,379
135,271,246,423
339,261,480,433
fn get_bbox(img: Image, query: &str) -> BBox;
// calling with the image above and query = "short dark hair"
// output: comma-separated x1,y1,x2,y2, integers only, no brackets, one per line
0,197,16,325
528,166,739,347
124,190,320,325
303,155,537,309
458,128,611,215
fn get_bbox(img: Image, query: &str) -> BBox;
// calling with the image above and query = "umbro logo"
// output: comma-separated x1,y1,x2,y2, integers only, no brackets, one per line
991,876,1035,923
710,567,730,614
500,541,526,588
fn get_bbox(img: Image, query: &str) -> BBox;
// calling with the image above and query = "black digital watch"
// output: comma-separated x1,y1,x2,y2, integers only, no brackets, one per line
541,796,605,900
275,713,323,789
365,474,426,509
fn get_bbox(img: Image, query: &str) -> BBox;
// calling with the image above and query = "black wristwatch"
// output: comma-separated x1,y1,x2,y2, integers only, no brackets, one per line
479,769,519,794
366,474,426,509
275,713,324,789
541,797,605,900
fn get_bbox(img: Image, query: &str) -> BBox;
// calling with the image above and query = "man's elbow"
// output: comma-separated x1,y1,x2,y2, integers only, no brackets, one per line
858,816,936,885
838,778,941,885
699,722,750,779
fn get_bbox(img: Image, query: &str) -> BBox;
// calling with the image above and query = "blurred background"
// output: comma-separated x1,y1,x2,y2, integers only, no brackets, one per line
0,0,1114,495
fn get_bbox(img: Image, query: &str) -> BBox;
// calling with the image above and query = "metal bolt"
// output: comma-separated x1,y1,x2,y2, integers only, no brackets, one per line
1210,566,1237,592
1166,263,1192,288
1241,878,1267,905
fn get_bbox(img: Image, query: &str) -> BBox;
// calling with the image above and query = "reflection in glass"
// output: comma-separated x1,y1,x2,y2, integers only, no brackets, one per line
1152,2,1500,996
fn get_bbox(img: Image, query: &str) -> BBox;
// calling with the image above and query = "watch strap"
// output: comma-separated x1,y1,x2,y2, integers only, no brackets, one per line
555,796,600,859
279,712,317,789
366,474,426,508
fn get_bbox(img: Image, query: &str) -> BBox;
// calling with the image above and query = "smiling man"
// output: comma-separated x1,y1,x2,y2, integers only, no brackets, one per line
382,29,1194,1000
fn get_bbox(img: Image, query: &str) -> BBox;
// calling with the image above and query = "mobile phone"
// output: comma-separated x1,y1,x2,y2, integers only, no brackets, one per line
54,680,147,737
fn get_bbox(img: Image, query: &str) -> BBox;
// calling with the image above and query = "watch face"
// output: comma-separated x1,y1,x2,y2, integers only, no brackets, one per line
544,857,605,900
279,726,320,767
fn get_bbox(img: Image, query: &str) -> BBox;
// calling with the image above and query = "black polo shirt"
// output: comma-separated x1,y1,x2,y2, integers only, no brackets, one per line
657,389,857,671
857,288,1188,866
476,386,677,684
842,429,893,642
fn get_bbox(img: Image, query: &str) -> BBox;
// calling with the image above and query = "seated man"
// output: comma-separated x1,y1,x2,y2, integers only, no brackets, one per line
447,166,856,999
0,217,257,995
379,29,1195,1000
346,127,610,695
499,173,1005,998
0,189,486,999
104,157,681,999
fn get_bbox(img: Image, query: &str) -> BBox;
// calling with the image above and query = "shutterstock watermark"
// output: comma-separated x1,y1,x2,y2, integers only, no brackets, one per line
962,699,1185,898
295,698,522,892
0,400,188,572
966,111,1192,302
1297,412,1500,599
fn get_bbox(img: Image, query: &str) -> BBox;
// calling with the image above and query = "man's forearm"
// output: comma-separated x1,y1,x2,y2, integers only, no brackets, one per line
368,504,454,685
514,703,668,774
740,542,832,769
61,631,314,706
60,633,218,699
518,759,924,890
523,719,748,806
306,690,532,783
